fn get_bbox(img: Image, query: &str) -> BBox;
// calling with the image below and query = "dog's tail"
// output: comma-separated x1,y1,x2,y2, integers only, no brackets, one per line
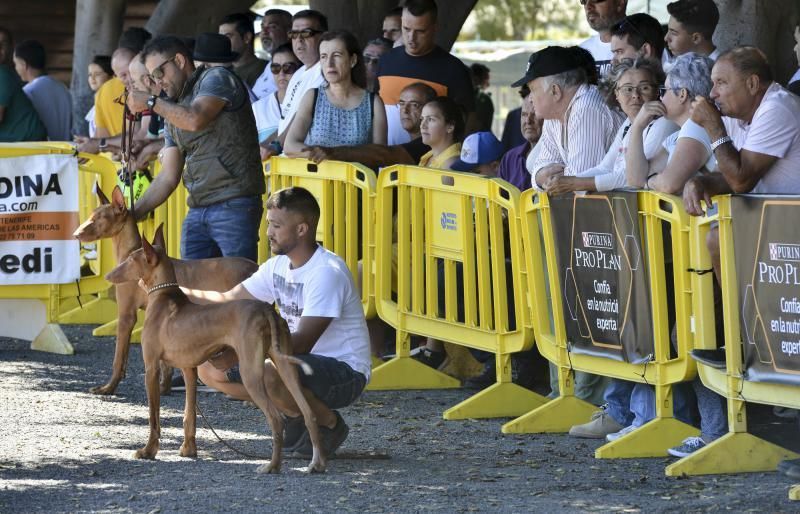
264,309,313,376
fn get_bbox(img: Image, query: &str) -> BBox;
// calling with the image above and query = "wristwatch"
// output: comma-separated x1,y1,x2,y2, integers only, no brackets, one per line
146,95,158,110
98,138,107,150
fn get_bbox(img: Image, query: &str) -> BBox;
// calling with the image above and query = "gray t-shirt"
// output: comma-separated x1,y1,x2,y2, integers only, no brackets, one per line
165,66,247,147
23,75,72,141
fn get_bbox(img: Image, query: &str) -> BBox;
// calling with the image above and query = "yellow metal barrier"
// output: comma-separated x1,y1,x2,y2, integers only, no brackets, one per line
369,165,546,419
666,195,799,477
0,143,119,353
504,191,699,458
268,157,376,318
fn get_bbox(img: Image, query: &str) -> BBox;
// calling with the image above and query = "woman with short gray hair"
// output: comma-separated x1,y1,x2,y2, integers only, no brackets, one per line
626,52,715,193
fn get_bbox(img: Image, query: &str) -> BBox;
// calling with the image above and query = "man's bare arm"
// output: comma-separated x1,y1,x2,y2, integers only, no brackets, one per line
133,146,184,220
306,144,416,169
291,316,333,354
180,283,258,304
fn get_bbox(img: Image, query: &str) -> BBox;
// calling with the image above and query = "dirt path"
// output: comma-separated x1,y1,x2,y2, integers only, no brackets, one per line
1,325,798,513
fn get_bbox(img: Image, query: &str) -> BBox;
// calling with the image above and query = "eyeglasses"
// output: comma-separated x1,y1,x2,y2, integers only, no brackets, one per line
658,86,683,98
149,55,177,81
579,0,608,5
362,55,381,65
270,62,300,75
616,84,657,97
287,29,324,40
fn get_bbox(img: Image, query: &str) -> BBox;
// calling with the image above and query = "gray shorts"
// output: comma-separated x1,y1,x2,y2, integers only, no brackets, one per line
224,354,366,410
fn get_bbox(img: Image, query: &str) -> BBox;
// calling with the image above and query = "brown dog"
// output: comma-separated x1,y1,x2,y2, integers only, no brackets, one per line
74,186,259,395
105,226,325,473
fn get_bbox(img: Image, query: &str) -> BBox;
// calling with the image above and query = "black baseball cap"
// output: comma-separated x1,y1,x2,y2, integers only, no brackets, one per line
511,46,594,87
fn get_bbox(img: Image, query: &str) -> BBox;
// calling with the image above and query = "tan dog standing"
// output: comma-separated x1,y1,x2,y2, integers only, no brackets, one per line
73,186,258,395
105,226,326,473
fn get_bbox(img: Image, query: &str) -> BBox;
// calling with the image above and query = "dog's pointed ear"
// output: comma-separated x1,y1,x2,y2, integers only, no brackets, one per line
141,233,158,264
153,223,166,249
96,185,110,205
111,186,127,212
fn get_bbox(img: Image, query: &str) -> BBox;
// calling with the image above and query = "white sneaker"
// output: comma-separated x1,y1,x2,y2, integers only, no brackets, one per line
605,423,638,442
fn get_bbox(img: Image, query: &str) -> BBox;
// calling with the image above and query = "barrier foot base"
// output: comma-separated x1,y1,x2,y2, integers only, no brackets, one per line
790,485,800,501
595,418,699,459
93,312,144,342
665,432,798,476
58,295,95,315
59,296,117,325
30,324,73,355
371,355,384,369
502,395,597,434
444,382,549,420
366,357,460,390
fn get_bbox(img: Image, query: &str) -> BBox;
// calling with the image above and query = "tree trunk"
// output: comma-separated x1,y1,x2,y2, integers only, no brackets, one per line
71,0,126,136
144,0,255,37
715,0,800,83
310,0,478,51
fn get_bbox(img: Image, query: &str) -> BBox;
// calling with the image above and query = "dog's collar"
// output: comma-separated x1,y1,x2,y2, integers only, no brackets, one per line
147,282,179,295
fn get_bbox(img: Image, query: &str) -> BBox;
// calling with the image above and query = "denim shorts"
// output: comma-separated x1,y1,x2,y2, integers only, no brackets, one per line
294,354,367,409
181,195,262,261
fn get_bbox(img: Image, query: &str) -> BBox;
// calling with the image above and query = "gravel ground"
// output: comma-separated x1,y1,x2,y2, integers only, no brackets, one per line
1,325,799,513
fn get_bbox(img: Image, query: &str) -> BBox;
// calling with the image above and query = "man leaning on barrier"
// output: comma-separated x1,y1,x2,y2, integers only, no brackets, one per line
680,45,800,458
126,35,265,262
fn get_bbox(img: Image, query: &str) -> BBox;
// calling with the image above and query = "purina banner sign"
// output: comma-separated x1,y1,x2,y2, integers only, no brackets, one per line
733,196,800,386
0,154,80,285
549,192,654,363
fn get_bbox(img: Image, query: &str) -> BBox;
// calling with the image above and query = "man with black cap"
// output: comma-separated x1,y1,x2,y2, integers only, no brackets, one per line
126,34,264,262
512,46,622,195
512,45,622,407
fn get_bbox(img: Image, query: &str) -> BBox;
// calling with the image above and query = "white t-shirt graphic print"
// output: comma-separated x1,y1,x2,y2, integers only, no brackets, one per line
241,245,371,380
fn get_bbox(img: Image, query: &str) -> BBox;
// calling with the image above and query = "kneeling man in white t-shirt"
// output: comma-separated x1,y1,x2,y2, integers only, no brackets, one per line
183,187,371,458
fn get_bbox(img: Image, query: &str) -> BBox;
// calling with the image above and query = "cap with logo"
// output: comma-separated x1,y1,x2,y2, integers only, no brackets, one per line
451,131,504,172
511,45,595,87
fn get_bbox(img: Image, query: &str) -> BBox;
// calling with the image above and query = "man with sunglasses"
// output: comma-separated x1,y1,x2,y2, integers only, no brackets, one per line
126,35,265,263
579,0,628,78
609,13,665,66
275,10,327,142
363,38,392,94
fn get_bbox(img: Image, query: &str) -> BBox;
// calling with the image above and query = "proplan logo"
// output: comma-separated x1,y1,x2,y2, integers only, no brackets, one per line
769,243,800,262
440,212,457,231
582,231,613,249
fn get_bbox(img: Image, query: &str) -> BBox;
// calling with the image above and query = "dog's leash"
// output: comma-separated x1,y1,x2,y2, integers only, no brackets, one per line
195,399,272,459
195,399,391,461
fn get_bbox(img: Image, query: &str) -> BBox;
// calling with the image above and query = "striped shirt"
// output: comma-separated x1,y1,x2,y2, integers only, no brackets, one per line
529,84,624,191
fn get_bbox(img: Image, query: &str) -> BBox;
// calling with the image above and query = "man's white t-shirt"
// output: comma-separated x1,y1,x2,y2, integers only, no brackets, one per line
278,61,324,135
580,34,613,78
241,246,372,380
663,119,717,172
252,62,278,100
385,104,411,145
722,82,800,194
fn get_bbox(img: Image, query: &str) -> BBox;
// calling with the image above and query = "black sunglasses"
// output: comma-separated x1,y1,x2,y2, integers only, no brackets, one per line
287,28,324,40
270,62,300,74
611,16,645,40
580,0,608,5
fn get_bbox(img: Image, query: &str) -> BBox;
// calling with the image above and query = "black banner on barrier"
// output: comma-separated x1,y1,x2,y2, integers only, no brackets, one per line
732,196,800,385
549,192,654,363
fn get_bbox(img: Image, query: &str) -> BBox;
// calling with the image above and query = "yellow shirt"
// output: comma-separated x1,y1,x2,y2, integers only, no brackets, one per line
94,77,125,136
419,142,462,170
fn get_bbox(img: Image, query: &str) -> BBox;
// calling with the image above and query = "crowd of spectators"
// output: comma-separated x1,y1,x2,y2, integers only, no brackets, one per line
3,0,800,470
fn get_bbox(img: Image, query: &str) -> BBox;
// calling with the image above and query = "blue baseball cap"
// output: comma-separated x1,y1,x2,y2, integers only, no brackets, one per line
451,132,504,172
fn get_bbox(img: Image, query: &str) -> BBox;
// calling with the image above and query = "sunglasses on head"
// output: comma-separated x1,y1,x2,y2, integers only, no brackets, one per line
580,0,608,5
611,16,646,40
270,62,300,74
287,28,324,40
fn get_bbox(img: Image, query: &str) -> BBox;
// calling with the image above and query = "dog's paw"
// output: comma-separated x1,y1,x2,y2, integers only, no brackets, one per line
133,448,157,460
179,442,197,458
305,459,327,474
256,462,281,474
89,383,117,395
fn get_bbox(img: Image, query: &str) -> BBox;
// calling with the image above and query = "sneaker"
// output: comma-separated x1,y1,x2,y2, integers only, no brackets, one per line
778,458,800,479
283,415,308,452
413,347,446,369
667,436,707,457
605,424,638,442
568,406,624,439
171,374,215,393
462,361,496,390
690,348,726,369
290,411,349,459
